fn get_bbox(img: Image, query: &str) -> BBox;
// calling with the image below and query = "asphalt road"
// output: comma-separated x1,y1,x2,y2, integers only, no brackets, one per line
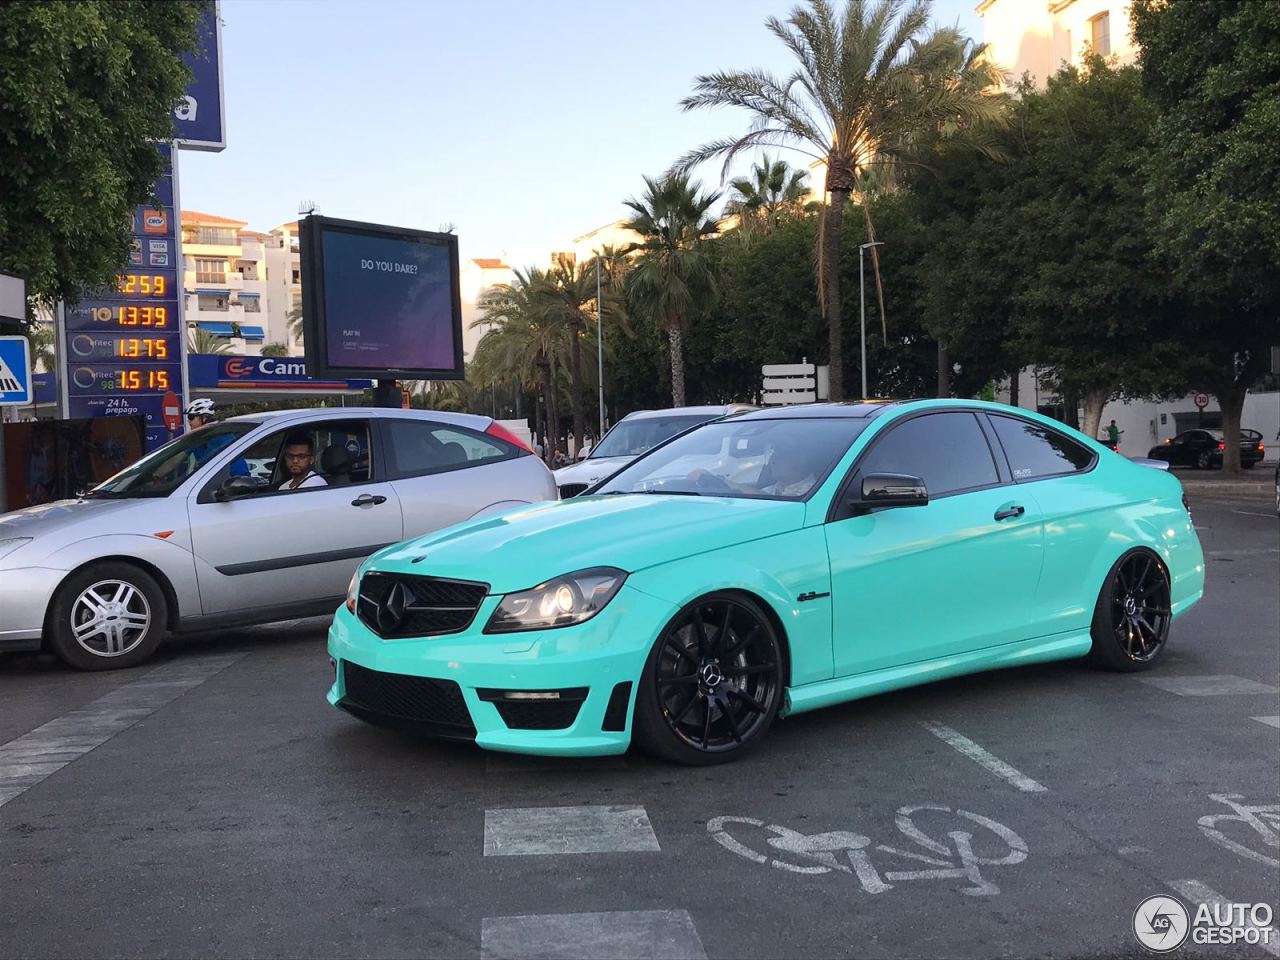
1,494,1277,960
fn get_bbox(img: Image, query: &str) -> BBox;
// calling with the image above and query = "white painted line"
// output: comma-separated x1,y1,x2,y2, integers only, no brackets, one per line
483,805,661,856
1138,675,1280,697
1168,880,1280,959
481,910,707,960
920,721,1048,794
1230,510,1279,520
1252,716,1280,730
0,655,243,808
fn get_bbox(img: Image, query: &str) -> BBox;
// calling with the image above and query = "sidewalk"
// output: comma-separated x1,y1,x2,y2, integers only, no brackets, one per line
1171,466,1275,498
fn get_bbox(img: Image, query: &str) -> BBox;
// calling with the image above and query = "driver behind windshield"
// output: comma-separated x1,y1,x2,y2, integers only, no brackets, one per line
691,432,818,497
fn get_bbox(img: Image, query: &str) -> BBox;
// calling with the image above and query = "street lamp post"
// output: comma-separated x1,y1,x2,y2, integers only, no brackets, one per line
858,241,884,401
596,257,605,439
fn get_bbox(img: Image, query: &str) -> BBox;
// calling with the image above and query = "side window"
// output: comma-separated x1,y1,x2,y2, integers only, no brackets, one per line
858,412,999,497
385,419,515,478
207,420,372,495
989,415,1094,481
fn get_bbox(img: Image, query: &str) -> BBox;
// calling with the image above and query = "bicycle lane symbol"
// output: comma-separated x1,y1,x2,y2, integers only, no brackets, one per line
1198,794,1280,869
708,804,1029,896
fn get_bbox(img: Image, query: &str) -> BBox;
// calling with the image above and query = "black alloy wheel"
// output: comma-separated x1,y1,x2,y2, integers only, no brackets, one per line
1087,551,1172,672
634,593,783,765
1196,450,1213,469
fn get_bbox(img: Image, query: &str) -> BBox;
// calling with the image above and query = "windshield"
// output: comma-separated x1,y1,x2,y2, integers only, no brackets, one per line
596,418,869,501
590,414,712,459
86,423,259,499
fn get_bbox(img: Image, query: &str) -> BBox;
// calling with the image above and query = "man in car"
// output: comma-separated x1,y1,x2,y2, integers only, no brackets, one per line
280,433,327,490
689,433,819,497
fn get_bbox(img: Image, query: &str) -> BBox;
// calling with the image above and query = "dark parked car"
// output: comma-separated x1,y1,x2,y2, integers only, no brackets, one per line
1147,428,1265,469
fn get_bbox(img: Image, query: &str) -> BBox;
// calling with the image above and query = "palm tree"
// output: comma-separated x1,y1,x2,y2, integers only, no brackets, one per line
471,268,570,457
286,304,304,347
725,153,809,233
676,0,1005,400
188,326,231,355
260,341,289,357
622,172,721,406
539,262,601,456
26,322,57,372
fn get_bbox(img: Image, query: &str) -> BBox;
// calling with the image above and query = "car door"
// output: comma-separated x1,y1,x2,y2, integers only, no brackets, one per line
186,417,404,616
824,410,1045,676
379,416,531,538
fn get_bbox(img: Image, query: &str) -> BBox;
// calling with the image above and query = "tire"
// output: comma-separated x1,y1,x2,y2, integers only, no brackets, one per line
633,592,784,765
1195,451,1212,469
46,562,169,671
1086,550,1171,672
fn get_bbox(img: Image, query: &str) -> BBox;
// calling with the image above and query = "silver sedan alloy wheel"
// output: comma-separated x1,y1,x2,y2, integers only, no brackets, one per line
71,579,152,657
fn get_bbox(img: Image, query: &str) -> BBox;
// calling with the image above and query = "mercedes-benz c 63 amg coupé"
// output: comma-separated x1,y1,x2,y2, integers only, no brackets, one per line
327,400,1204,764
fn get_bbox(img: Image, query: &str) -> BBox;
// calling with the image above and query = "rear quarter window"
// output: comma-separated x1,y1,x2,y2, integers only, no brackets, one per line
990,414,1095,481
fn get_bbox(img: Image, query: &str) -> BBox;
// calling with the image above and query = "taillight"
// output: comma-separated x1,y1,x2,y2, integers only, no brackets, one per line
1218,442,1225,450
1259,442,1265,453
486,420,533,453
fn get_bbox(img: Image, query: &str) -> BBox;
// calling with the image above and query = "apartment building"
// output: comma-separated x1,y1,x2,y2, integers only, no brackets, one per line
977,0,1135,84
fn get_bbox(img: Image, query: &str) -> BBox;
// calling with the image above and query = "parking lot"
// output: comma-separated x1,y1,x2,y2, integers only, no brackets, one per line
1,492,1276,959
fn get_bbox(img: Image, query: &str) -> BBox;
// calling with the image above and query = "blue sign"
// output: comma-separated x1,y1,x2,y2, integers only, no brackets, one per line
33,373,57,406
66,394,175,451
174,1,225,151
0,336,33,405
188,353,372,391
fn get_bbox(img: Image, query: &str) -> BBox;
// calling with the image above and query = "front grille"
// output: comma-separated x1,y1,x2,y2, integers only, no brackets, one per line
558,483,589,499
492,699,584,730
341,661,476,735
357,572,488,639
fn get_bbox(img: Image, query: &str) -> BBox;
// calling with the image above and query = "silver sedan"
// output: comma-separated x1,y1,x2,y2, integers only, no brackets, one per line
0,408,555,670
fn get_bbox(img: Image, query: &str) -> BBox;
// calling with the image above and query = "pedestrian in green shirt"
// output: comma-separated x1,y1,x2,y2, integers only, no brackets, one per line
1106,419,1123,448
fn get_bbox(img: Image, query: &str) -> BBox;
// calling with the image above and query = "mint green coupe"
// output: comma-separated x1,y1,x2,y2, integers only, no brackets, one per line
326,400,1204,764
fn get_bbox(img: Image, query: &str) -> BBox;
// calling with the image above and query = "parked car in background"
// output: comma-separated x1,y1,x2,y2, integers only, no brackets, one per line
1274,461,1279,517
0,409,556,670
553,404,757,498
1146,428,1265,469
329,400,1203,763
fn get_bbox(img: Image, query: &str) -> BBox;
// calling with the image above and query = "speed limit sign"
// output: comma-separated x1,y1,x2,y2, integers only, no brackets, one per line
1193,391,1210,410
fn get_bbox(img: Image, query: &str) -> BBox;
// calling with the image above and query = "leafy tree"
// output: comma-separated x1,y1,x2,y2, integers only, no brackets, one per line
725,154,809,234
1132,0,1280,472
622,172,721,406
188,326,230,355
471,268,569,456
676,0,1005,400
0,1,203,307
260,341,289,357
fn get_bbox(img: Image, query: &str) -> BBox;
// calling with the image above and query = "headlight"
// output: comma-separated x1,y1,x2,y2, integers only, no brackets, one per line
0,538,32,563
345,570,360,613
484,567,627,633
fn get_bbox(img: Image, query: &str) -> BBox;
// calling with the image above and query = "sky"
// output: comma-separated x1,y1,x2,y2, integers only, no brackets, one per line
180,0,984,269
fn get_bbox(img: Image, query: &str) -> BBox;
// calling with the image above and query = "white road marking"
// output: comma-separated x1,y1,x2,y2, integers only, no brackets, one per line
919,721,1048,793
480,910,707,960
1206,547,1280,557
1252,716,1280,730
483,805,661,856
0,655,243,808
1138,675,1280,697
1230,510,1279,520
1168,880,1280,959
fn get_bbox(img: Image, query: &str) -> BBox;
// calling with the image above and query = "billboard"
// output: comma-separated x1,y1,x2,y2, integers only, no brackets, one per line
187,353,372,391
300,215,463,381
173,1,225,151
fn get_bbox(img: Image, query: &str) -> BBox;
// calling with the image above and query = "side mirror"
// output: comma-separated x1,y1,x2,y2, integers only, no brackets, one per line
842,472,928,517
215,475,259,502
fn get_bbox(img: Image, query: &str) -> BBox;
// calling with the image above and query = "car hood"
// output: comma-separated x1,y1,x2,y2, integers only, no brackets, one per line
552,456,634,488
371,494,806,593
0,498,149,539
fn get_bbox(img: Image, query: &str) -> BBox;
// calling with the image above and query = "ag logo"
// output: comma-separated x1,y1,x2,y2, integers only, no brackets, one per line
1133,895,1190,952
224,358,254,379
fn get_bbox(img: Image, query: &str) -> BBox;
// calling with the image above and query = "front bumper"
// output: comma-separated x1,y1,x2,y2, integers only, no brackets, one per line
0,565,62,650
326,583,676,756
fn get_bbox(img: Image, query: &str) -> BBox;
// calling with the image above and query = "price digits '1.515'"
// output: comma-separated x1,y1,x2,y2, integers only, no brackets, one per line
116,369,170,391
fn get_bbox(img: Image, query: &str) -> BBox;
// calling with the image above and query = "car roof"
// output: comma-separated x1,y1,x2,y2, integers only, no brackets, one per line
619,404,757,421
224,407,492,430
735,400,910,421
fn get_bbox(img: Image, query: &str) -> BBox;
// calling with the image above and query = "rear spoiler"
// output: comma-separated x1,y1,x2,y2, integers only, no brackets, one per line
1128,457,1171,471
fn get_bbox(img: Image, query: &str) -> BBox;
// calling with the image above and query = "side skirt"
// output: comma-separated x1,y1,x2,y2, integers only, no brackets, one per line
781,631,1093,718
175,596,343,634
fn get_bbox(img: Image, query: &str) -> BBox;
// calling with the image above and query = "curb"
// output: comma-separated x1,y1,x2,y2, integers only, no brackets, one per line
1178,480,1272,497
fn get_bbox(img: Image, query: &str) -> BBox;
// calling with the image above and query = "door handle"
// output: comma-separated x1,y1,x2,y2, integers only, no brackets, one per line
351,494,387,507
994,504,1025,521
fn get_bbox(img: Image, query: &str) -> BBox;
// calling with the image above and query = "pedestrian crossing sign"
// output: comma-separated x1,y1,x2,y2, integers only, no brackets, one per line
0,335,33,405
